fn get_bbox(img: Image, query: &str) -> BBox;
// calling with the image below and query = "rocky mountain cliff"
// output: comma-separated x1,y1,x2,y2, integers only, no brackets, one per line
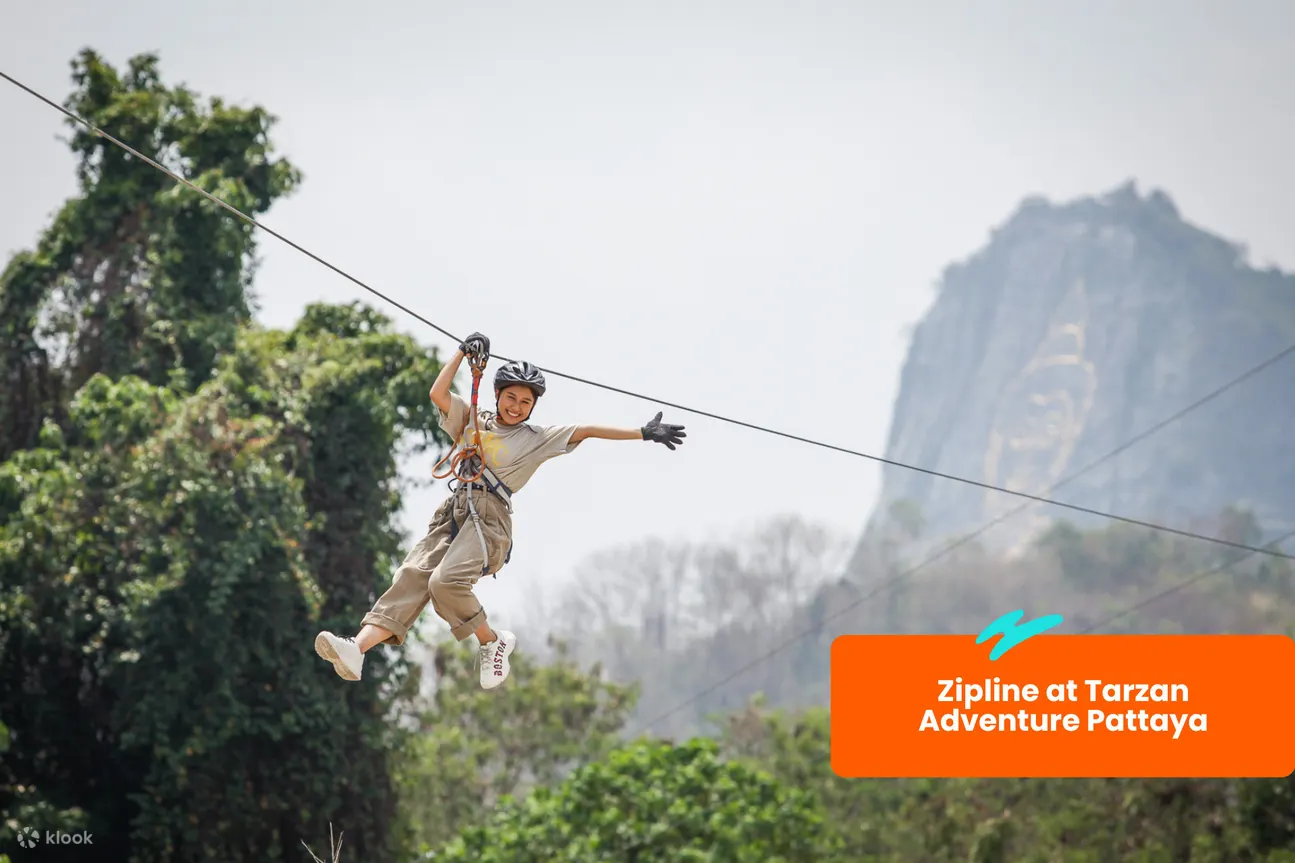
850,181,1295,571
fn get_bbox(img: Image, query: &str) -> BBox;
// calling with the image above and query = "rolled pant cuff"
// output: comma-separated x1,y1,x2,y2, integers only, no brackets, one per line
361,611,411,645
451,608,487,642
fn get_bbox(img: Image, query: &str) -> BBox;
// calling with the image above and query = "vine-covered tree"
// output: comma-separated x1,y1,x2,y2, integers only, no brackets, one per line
395,638,638,854
0,50,447,862
426,738,835,862
0,49,300,460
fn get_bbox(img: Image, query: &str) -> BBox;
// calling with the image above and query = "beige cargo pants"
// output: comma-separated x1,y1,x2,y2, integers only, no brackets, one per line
362,487,513,644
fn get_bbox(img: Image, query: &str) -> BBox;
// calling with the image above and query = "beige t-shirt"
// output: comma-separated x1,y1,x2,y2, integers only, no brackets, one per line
437,392,582,494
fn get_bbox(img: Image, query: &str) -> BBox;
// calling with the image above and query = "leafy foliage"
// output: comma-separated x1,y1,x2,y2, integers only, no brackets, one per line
0,51,445,862
214,302,449,625
426,738,834,862
0,49,299,461
395,638,637,854
719,698,1295,862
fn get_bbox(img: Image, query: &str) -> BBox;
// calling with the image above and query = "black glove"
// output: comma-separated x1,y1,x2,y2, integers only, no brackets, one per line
458,331,490,358
641,411,686,450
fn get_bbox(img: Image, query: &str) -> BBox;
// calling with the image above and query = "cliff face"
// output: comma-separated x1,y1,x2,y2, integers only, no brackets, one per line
851,182,1295,569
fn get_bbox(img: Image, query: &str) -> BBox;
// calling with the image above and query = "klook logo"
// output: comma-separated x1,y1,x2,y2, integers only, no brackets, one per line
13,827,93,848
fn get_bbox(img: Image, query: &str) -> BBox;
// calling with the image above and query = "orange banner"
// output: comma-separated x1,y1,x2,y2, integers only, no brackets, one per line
830,629,1295,778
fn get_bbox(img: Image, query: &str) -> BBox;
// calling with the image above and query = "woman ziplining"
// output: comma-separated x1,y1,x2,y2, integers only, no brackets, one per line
314,331,686,689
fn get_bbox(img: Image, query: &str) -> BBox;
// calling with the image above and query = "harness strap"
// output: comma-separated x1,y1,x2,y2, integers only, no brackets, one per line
475,463,513,511
446,486,513,580
465,490,491,578
431,347,516,580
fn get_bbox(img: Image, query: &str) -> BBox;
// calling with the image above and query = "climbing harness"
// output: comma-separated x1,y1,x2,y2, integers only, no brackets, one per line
431,346,514,578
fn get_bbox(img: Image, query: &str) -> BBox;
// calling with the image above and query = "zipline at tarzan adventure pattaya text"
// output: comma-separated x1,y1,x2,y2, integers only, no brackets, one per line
314,331,686,688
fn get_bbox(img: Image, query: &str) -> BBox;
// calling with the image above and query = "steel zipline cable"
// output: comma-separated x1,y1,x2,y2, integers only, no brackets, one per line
7,69,1295,733
3,68,1289,567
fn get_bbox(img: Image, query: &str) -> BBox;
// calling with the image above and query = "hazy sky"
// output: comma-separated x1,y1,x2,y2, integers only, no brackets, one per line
4,0,1294,628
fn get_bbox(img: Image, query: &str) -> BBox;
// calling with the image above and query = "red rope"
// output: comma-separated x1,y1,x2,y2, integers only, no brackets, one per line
431,352,489,484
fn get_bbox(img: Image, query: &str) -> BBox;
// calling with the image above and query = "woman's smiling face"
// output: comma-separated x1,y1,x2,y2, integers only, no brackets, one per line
495,385,536,425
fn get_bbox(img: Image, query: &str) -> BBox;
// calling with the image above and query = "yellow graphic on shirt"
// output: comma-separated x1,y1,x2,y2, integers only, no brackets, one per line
459,428,511,468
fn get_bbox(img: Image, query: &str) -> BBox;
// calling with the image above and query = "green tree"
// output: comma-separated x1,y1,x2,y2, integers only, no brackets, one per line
0,48,299,460
215,301,449,626
720,700,910,861
395,638,638,854
0,50,448,862
426,738,835,862
716,697,1283,862
0,322,447,860
1240,776,1295,860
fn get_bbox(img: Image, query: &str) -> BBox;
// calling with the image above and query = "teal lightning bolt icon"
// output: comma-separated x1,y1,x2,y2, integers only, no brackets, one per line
975,610,1064,660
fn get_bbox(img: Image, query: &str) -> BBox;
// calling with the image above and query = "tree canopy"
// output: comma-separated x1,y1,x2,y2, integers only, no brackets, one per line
0,49,446,862
425,738,834,863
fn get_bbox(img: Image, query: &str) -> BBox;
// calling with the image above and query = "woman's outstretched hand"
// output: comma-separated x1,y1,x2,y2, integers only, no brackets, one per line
641,411,686,450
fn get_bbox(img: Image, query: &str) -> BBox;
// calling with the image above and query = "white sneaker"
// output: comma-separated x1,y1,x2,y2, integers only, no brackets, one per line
315,631,364,681
478,630,515,690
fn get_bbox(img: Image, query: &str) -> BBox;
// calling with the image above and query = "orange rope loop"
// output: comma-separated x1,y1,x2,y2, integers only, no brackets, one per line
432,350,490,484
